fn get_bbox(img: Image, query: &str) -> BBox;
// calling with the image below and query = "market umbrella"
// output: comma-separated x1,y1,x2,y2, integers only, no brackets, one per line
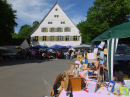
66,45,72,48
46,44,65,49
90,22,130,80
72,44,91,49
46,45,66,58
35,45,47,49
27,47,38,50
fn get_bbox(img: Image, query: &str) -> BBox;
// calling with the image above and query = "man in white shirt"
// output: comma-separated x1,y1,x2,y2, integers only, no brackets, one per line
68,50,75,64
66,51,69,60
64,51,66,59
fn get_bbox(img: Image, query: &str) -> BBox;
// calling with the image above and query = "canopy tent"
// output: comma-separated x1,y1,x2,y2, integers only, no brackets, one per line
72,44,91,49
91,22,130,80
46,45,66,49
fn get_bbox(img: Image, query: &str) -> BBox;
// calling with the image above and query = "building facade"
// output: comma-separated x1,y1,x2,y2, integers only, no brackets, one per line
30,3,82,47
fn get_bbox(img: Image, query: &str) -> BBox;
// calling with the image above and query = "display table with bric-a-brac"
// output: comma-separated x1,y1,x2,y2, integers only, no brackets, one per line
51,55,130,97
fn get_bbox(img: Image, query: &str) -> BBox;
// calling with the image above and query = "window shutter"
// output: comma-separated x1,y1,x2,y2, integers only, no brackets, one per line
49,28,51,32
70,36,72,41
62,36,65,41
54,36,57,41
72,36,74,41
78,36,80,41
40,36,43,41
64,28,66,32
46,28,48,32
46,36,48,41
61,28,63,32
61,36,62,41
47,36,50,41
38,36,40,41
69,28,71,32
54,28,57,32
41,28,43,32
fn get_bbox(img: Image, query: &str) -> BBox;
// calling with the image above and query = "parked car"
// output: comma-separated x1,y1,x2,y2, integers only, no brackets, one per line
115,44,130,61
114,44,130,71
3,50,16,59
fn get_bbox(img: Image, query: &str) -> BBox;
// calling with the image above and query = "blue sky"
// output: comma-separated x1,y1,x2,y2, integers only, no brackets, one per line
7,0,95,33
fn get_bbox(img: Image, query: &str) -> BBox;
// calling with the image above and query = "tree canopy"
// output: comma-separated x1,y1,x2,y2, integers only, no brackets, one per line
0,0,17,45
12,21,39,43
77,0,130,43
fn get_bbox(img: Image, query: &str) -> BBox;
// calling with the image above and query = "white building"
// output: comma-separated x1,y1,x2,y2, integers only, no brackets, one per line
30,2,82,47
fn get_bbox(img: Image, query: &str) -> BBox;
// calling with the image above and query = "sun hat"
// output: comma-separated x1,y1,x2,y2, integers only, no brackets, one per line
98,41,105,49
102,48,107,55
87,53,98,63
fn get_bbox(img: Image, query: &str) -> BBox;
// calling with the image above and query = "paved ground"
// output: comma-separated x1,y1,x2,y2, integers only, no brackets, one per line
0,59,71,97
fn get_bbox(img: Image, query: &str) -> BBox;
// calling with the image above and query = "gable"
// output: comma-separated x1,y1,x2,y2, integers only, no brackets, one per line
30,3,79,36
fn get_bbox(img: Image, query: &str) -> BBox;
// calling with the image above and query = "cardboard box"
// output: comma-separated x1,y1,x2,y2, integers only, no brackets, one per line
77,55,82,61
68,77,81,91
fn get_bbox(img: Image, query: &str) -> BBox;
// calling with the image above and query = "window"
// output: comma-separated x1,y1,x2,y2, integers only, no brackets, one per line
74,36,77,41
66,36,69,41
35,36,38,41
58,36,61,41
51,28,54,32
65,27,69,32
58,28,61,32
48,22,52,24
43,28,46,32
43,36,46,41
51,36,54,41
61,22,65,24
54,15,59,18
55,8,58,11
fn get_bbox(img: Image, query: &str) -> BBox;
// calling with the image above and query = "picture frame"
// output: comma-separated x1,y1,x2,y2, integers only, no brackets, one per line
107,80,115,93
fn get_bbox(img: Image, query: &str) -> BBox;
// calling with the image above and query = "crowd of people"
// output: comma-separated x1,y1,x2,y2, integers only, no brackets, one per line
16,49,55,60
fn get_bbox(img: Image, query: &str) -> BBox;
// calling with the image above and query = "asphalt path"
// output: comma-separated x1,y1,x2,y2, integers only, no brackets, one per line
0,59,71,97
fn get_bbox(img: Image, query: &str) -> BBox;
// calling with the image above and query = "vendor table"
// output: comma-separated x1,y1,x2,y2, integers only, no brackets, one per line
59,88,130,97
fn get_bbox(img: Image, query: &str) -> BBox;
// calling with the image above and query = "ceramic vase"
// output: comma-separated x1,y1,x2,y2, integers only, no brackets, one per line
114,82,122,92
74,68,79,77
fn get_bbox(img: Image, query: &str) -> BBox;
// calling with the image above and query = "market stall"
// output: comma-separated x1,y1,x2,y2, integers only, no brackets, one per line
91,22,130,81
49,22,130,97
50,54,130,97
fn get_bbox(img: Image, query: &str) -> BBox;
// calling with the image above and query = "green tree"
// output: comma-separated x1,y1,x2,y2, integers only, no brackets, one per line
18,24,32,42
12,21,39,43
77,0,130,42
0,0,17,45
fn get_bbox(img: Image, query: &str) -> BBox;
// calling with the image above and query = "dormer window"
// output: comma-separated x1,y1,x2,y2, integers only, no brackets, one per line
48,22,52,24
61,22,65,24
55,8,58,11
54,15,59,18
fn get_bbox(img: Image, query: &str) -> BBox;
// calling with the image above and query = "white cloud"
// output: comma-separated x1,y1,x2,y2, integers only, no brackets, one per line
63,4,76,10
7,0,86,33
71,15,86,25
7,0,52,24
